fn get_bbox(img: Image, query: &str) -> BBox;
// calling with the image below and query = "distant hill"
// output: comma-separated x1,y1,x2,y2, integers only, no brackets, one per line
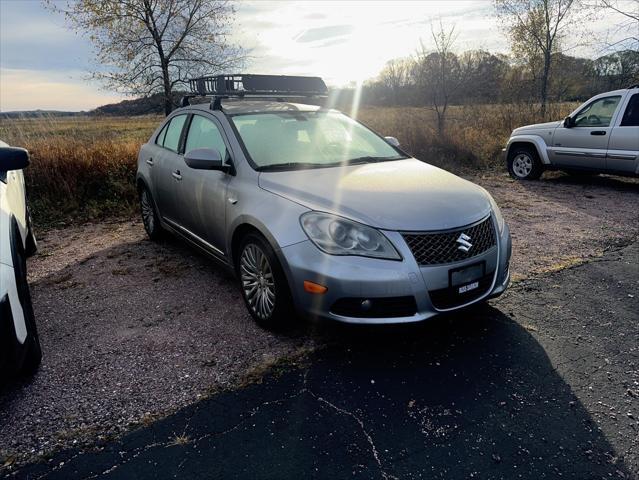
0,110,83,119
90,92,186,116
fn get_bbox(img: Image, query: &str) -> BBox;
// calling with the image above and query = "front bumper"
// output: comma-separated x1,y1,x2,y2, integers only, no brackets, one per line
280,217,512,324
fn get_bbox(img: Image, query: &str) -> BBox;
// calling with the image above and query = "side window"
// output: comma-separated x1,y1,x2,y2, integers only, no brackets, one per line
185,115,227,159
621,93,639,127
162,114,187,152
574,96,621,127
155,123,169,146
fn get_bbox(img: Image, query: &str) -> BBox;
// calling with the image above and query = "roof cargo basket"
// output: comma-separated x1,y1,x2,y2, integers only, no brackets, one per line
183,74,328,110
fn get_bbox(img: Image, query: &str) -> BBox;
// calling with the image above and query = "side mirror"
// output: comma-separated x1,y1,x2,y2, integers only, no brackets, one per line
184,148,226,171
384,136,400,148
0,147,30,172
563,116,575,128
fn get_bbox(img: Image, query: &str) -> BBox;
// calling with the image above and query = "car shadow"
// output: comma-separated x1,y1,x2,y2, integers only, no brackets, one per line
12,303,631,479
538,171,639,192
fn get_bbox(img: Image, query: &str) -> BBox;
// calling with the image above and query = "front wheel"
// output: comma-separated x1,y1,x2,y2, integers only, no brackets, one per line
237,234,294,330
13,236,41,375
507,147,543,180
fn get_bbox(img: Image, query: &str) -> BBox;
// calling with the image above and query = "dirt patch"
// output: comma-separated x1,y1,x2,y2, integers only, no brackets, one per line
473,172,638,280
0,171,637,470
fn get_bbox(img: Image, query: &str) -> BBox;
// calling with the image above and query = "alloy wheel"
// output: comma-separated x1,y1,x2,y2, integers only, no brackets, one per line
140,189,155,233
240,243,276,320
512,153,533,178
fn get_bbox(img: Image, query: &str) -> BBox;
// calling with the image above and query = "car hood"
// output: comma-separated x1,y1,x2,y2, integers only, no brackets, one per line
258,158,492,231
513,120,561,135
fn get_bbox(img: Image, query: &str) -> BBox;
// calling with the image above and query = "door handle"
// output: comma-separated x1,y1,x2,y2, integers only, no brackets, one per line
172,170,182,181
591,131,606,136
146,158,154,166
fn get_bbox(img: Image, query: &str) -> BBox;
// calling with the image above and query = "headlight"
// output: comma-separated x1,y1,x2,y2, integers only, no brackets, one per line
488,195,505,234
300,212,401,260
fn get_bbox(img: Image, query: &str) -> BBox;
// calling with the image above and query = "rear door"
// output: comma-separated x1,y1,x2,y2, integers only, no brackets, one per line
607,92,639,174
178,113,233,256
550,94,623,170
153,114,188,223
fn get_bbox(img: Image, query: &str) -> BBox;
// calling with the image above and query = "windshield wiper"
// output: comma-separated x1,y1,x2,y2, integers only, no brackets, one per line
256,162,320,172
343,155,408,164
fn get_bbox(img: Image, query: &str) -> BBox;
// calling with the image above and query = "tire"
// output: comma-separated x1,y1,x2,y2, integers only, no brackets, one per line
236,233,294,330
507,147,543,180
12,231,41,375
139,185,164,241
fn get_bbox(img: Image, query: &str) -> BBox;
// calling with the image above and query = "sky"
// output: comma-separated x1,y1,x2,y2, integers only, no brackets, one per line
0,0,635,112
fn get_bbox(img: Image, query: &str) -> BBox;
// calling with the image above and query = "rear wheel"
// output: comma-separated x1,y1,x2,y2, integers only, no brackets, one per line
508,147,543,180
139,185,164,241
236,233,294,330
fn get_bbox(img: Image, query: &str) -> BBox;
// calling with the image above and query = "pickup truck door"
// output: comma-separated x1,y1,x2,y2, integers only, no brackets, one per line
607,92,639,174
550,94,623,170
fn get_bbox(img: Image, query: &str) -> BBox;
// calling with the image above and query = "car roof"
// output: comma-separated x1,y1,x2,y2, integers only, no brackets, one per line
186,100,322,115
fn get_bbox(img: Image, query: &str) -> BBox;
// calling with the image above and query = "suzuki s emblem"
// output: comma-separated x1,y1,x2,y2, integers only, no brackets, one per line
456,233,473,253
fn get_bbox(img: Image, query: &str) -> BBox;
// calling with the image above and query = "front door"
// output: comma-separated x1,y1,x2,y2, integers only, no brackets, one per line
550,95,622,170
178,113,232,256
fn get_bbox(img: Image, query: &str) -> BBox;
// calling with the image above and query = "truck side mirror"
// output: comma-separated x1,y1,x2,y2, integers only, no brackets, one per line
0,147,30,172
563,116,575,128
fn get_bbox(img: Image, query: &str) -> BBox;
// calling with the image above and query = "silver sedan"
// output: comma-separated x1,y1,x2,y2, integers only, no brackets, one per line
136,101,511,328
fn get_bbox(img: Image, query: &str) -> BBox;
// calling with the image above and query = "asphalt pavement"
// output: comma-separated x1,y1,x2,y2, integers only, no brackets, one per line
7,241,638,480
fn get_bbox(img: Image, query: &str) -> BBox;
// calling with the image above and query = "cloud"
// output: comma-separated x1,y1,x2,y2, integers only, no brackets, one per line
293,25,354,43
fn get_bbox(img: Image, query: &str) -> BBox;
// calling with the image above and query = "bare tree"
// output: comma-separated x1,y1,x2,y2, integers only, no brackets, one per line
415,21,464,135
495,0,586,118
596,0,639,50
47,0,243,115
378,58,411,104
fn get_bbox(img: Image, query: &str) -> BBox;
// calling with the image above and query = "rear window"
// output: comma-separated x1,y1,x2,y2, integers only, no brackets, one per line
621,94,639,127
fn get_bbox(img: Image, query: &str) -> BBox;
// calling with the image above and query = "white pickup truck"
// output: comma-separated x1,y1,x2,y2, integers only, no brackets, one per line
504,85,639,180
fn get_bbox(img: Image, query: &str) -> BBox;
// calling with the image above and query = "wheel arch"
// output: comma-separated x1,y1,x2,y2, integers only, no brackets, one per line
505,136,551,165
229,219,280,269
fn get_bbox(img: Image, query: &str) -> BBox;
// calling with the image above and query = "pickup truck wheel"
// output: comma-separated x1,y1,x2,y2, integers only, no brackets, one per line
508,147,543,180
139,186,164,241
237,233,294,330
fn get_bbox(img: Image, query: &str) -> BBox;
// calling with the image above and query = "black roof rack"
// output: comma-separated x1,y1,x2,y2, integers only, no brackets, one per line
182,74,328,110
629,84,639,89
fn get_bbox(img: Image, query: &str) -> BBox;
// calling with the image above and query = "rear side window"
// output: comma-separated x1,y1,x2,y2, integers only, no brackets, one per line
621,94,639,127
162,114,187,152
185,115,227,158
155,123,169,146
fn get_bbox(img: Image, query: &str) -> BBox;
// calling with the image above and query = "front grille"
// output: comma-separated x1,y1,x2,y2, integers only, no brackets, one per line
428,271,494,309
331,296,417,318
402,217,496,266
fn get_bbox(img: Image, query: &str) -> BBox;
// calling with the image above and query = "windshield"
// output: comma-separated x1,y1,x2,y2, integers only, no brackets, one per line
231,111,406,171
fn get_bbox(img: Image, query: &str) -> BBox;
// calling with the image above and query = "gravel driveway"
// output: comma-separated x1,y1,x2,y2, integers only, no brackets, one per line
0,172,637,471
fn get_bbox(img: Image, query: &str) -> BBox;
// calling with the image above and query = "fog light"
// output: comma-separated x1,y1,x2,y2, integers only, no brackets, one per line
304,281,327,294
361,299,372,311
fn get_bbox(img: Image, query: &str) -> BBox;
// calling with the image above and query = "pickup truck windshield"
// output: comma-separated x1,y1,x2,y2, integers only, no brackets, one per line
231,111,406,171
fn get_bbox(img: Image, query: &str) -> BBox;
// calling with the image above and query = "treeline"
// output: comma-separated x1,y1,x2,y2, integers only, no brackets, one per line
338,49,639,109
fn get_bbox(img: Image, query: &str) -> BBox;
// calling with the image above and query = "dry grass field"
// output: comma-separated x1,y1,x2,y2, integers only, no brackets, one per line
0,103,577,225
